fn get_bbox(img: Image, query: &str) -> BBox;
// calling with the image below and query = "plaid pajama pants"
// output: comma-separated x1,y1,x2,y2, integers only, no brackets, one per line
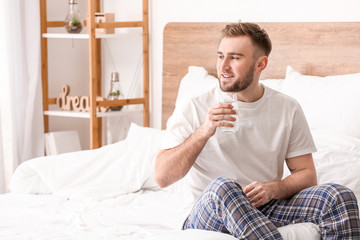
183,176,360,239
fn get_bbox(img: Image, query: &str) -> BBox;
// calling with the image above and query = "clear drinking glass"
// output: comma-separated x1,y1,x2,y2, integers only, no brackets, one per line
218,91,239,133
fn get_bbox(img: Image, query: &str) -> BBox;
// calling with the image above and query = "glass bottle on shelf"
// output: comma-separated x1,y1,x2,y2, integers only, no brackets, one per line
107,72,124,111
64,0,83,33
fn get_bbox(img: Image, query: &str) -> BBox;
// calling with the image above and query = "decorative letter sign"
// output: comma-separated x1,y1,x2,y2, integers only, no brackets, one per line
57,85,108,112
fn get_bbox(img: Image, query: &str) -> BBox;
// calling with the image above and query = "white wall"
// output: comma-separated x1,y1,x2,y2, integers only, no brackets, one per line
149,0,360,130
47,0,360,147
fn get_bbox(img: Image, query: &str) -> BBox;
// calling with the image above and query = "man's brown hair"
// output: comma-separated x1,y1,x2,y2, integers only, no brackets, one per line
221,22,272,57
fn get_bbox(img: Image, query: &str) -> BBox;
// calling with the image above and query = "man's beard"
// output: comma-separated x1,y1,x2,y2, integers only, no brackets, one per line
219,64,255,92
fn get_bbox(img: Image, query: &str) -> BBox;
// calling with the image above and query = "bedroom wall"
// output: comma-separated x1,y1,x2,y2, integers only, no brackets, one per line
47,0,360,148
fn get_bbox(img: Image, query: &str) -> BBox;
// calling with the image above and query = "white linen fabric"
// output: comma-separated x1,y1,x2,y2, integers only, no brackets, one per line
282,66,360,138
175,66,218,106
0,189,320,240
10,123,164,199
259,78,285,91
13,122,360,239
311,129,360,204
162,84,317,200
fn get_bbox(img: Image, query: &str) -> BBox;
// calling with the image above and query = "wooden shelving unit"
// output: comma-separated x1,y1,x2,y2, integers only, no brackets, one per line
39,0,150,149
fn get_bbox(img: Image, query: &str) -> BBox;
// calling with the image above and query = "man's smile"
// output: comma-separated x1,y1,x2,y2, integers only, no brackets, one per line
221,73,234,79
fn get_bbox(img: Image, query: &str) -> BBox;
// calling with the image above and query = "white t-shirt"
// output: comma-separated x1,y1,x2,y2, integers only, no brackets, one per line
162,84,317,200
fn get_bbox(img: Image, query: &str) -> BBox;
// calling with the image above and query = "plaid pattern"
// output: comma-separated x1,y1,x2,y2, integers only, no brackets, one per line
183,176,360,239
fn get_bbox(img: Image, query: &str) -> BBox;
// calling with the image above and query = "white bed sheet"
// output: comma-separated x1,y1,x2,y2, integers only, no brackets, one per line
0,188,319,240
5,124,360,239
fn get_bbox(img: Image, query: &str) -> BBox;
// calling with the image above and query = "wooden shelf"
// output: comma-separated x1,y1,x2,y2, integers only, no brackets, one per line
40,0,150,149
46,20,143,29
42,33,140,39
44,109,142,118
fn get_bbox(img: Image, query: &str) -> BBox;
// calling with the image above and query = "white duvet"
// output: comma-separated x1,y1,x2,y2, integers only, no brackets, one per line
3,124,360,239
9,124,165,199
0,189,320,240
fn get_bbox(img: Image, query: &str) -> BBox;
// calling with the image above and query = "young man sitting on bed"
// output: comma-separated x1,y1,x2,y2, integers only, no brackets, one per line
155,22,360,239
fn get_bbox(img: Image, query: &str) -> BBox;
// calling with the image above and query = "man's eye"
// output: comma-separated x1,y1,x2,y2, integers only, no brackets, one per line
218,55,224,59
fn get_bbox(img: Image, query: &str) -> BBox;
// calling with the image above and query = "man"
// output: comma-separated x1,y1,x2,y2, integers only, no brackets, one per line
155,22,360,239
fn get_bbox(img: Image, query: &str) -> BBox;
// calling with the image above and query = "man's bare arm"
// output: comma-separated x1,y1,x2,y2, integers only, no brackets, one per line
155,103,236,188
243,153,317,207
155,126,209,188
278,153,317,197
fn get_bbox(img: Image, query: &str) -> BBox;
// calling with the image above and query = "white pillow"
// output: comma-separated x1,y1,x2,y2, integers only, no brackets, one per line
126,123,165,189
259,79,284,91
176,66,218,106
310,129,360,206
282,66,360,138
10,123,165,199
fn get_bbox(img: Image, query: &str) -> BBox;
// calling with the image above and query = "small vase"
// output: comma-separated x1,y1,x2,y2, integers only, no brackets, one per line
64,0,83,34
107,72,125,111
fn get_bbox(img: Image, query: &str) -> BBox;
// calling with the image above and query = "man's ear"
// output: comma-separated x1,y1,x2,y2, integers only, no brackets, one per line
255,56,268,73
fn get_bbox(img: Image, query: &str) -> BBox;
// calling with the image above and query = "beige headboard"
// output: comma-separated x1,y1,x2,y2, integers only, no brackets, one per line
162,22,360,129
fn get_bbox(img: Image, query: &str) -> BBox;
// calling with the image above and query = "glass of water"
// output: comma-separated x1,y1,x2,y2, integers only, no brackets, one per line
218,91,239,133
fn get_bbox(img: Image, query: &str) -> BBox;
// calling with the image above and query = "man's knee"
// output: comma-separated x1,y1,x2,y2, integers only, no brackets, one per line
208,176,242,190
204,176,246,201
317,183,358,207
320,183,356,198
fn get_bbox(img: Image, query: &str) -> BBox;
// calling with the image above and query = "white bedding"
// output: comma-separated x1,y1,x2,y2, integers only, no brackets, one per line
4,124,360,239
0,190,197,240
2,66,360,239
0,184,319,240
9,123,165,199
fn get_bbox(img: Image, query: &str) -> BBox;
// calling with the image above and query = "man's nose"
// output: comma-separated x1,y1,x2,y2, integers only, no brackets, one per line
220,58,231,71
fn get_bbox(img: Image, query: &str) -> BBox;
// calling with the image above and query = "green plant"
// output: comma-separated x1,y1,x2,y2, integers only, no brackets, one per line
71,17,80,26
110,90,120,96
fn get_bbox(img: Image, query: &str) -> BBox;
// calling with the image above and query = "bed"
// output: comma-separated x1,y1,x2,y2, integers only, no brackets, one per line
1,22,360,239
